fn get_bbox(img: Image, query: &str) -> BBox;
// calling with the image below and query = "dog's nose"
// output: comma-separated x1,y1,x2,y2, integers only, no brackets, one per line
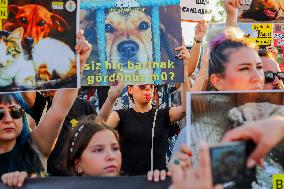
24,37,34,47
117,40,139,58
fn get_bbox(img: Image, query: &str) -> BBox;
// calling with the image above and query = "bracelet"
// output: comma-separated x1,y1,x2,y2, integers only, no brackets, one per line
194,37,203,44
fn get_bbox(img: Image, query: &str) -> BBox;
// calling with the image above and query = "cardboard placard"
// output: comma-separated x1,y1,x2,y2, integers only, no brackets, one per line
80,0,183,86
0,0,79,92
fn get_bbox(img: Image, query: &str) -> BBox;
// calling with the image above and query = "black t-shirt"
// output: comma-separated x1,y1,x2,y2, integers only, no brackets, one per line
30,92,97,176
0,136,46,177
116,108,170,176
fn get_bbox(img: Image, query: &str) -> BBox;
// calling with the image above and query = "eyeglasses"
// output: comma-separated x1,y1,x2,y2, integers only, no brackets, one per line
264,71,284,83
0,107,23,120
137,85,156,90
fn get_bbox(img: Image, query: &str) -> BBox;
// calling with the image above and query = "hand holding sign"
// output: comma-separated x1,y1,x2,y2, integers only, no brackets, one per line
181,0,214,22
195,20,208,41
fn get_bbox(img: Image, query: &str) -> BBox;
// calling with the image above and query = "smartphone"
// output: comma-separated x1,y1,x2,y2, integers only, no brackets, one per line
210,140,256,185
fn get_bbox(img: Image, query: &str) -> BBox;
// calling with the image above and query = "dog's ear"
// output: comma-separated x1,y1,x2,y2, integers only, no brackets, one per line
51,13,69,32
8,5,20,20
241,0,259,18
159,24,179,61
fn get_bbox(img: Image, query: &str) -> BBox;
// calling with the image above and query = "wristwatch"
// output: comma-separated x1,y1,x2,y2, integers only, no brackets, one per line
194,37,203,44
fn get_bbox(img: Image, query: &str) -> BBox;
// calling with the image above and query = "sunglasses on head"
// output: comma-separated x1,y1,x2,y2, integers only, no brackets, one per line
0,107,23,120
264,71,284,83
137,85,156,90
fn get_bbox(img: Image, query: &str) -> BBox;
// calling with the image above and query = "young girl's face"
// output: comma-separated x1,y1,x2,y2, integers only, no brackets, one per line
211,47,264,90
75,130,121,176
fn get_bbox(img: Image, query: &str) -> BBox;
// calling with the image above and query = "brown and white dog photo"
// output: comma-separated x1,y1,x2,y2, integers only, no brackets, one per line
105,8,154,84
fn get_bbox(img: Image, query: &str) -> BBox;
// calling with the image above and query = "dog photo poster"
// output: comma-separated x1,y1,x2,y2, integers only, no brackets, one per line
185,91,284,188
0,0,79,92
181,0,214,22
238,0,284,22
273,23,284,65
80,0,183,86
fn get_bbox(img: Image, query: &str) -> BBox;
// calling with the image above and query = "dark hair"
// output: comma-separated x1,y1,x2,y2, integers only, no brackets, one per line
127,85,134,103
63,114,119,176
0,94,19,105
258,48,268,57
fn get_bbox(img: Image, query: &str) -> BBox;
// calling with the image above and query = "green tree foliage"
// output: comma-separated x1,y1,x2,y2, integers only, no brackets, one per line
211,0,226,23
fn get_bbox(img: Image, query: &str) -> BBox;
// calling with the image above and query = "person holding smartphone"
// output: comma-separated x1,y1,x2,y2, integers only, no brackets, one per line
169,116,284,189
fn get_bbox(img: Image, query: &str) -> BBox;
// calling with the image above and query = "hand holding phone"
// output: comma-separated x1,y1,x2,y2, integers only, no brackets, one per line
210,140,256,185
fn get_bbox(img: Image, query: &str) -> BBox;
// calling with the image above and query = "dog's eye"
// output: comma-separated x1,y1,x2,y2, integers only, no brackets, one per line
138,21,150,31
38,20,46,27
105,24,115,33
19,17,27,24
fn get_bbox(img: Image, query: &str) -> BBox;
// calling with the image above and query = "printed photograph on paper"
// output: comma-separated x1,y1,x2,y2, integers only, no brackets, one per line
80,0,183,86
181,0,214,22
0,0,79,92
238,0,284,22
186,91,284,188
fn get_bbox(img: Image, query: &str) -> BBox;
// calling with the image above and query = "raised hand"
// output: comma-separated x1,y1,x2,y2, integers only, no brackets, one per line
75,30,92,73
222,116,284,168
194,20,208,42
108,81,124,101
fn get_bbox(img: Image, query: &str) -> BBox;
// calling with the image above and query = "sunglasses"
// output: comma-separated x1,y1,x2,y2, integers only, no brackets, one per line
0,107,23,120
137,85,156,90
264,71,284,83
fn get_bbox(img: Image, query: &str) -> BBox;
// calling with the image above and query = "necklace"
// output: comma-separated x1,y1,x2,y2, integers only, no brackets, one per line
150,108,158,172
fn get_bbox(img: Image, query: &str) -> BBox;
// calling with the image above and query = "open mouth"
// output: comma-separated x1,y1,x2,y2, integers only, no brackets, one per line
263,9,277,18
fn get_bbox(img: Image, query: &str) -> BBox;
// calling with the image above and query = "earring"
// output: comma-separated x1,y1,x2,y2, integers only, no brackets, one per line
76,169,83,176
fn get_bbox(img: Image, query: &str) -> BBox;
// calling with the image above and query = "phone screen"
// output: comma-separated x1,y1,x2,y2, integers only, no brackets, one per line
210,141,256,185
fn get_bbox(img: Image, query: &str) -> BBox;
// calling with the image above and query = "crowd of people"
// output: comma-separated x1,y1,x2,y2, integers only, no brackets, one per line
0,0,283,188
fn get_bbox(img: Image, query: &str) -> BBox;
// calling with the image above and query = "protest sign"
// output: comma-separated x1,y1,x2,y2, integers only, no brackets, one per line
0,0,79,92
240,23,273,46
181,0,214,22
209,23,273,48
273,23,284,66
80,0,183,86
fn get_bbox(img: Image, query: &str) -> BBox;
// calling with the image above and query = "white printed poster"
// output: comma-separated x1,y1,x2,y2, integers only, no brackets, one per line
181,0,214,22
